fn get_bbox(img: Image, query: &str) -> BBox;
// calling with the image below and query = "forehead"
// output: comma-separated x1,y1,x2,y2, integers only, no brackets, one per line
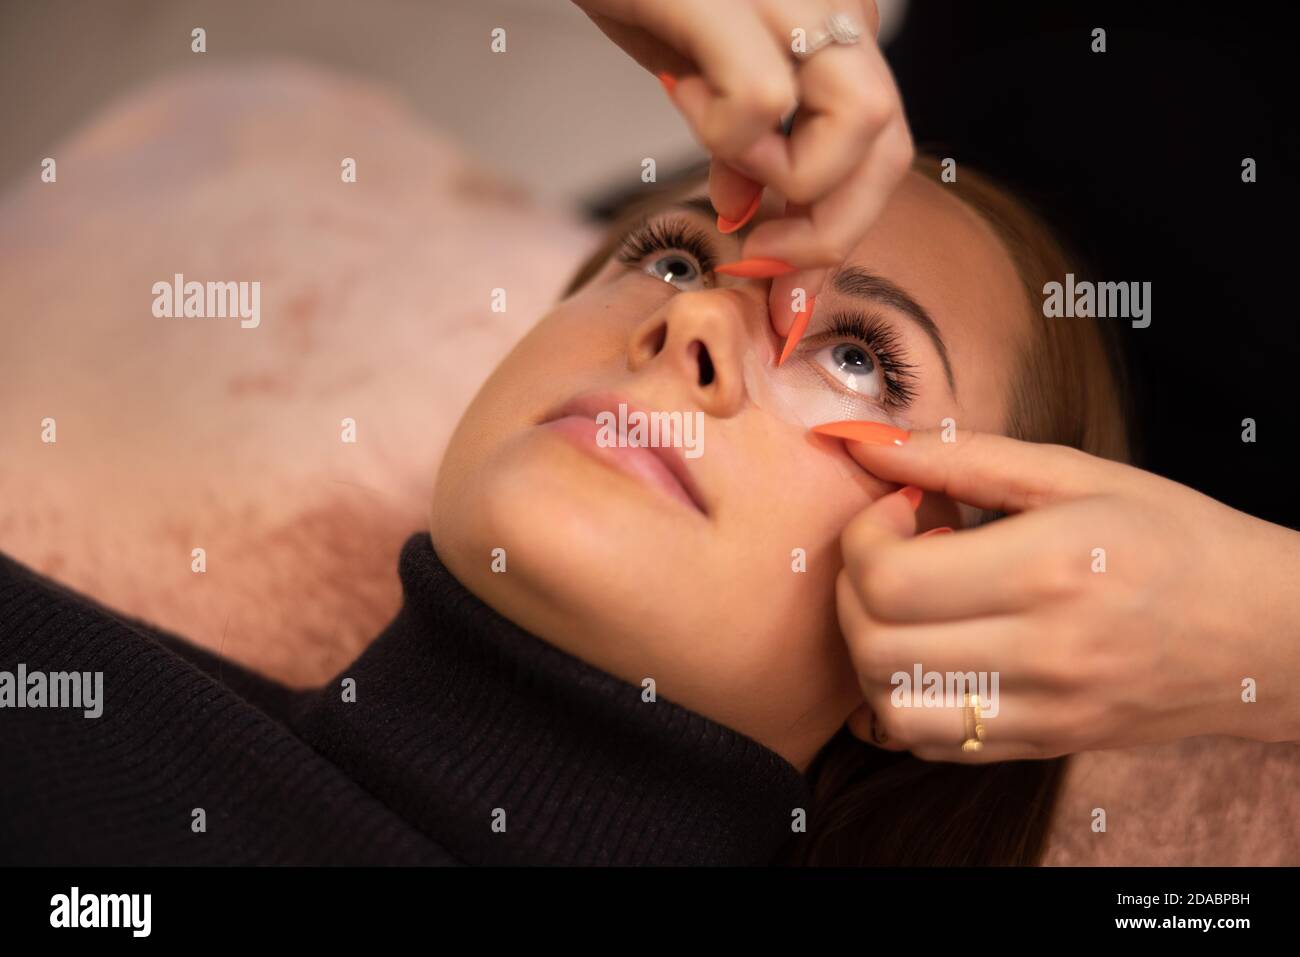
851,170,1027,316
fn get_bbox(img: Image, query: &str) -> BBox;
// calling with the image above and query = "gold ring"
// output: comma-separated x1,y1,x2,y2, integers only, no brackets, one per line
961,693,985,752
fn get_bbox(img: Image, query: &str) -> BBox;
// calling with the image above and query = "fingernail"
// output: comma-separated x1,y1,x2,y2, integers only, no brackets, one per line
920,526,954,538
810,421,910,446
657,72,677,95
898,485,923,511
717,188,762,234
715,257,795,279
778,296,815,366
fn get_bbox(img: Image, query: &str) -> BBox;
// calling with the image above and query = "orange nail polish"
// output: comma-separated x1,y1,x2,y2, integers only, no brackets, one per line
715,257,795,279
778,295,815,366
810,421,910,446
657,72,677,95
920,526,954,537
898,486,923,510
717,189,762,234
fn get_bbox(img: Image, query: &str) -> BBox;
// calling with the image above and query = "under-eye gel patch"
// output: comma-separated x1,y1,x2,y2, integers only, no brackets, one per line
742,346,905,431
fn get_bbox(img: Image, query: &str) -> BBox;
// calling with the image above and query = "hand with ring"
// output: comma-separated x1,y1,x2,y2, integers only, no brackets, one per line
832,427,1300,764
570,0,915,344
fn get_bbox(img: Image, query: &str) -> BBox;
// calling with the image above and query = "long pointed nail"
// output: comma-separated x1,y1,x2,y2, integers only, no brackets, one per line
778,295,815,366
657,72,677,95
717,189,762,234
715,257,794,279
898,486,924,510
920,526,954,537
810,421,910,446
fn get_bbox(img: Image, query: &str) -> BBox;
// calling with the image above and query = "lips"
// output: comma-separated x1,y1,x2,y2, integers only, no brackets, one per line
539,392,708,516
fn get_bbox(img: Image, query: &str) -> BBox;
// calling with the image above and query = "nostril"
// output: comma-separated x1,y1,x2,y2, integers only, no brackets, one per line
636,320,669,362
693,341,715,387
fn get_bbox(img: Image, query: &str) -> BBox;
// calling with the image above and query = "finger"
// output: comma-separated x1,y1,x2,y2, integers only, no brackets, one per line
770,266,825,341
867,691,967,750
652,0,797,157
867,688,1056,762
856,0,882,38
838,484,922,576
708,159,764,232
845,701,908,751
734,33,893,207
848,608,1046,682
837,578,910,753
844,509,1095,622
581,12,695,76
817,425,1119,515
910,740,1050,764
765,197,818,338
739,114,914,267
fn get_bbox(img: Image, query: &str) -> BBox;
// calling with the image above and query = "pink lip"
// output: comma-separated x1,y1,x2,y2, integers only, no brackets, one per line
539,392,708,516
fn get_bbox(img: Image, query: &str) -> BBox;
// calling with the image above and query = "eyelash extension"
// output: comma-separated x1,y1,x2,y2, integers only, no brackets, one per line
615,219,918,410
823,310,920,410
615,216,719,276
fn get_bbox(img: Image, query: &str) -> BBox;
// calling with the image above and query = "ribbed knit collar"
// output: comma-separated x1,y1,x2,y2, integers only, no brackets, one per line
290,533,811,866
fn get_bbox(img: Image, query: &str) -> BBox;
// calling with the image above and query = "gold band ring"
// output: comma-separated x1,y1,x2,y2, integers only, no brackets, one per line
961,693,986,752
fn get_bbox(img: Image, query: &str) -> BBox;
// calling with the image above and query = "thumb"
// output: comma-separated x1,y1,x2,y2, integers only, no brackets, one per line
812,423,1112,514
858,0,882,38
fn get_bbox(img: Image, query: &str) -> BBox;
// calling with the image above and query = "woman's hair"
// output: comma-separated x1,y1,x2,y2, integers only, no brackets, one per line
561,154,1132,865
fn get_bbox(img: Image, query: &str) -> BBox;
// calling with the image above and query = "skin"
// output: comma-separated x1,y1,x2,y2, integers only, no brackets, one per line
572,0,913,381
836,426,1300,761
431,169,1032,771
574,0,1300,771
1,58,1290,862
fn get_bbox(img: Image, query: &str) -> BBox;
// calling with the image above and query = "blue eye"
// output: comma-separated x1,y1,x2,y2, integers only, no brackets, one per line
831,342,873,374
798,311,920,410
645,253,702,287
813,340,884,399
616,217,718,290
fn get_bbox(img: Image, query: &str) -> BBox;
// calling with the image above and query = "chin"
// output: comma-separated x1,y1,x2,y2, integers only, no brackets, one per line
434,429,700,632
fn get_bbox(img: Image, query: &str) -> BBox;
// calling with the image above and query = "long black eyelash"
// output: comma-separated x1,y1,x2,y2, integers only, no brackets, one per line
615,216,719,276
826,311,920,410
615,222,918,409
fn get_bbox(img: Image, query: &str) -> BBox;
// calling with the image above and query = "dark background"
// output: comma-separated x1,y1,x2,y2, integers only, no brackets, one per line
889,0,1298,530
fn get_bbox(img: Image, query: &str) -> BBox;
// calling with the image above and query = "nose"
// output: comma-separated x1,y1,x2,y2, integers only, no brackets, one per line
626,290,751,418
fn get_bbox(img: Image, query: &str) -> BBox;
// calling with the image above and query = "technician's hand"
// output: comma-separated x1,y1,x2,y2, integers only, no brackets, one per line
823,424,1300,763
571,0,914,340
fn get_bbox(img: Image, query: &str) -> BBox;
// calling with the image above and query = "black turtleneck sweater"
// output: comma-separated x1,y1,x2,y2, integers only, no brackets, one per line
0,533,810,865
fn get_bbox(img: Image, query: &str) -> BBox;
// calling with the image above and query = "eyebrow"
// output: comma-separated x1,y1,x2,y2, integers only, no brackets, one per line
831,266,956,396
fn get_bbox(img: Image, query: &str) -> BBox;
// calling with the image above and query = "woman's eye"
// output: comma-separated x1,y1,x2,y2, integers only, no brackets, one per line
812,341,883,400
642,252,705,289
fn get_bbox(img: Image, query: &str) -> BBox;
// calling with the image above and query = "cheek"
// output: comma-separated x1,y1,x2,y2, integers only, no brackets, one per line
696,451,877,738
712,431,882,652
469,282,669,421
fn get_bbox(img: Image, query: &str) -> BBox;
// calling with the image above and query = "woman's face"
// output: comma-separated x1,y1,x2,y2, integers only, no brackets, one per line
431,170,1031,771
